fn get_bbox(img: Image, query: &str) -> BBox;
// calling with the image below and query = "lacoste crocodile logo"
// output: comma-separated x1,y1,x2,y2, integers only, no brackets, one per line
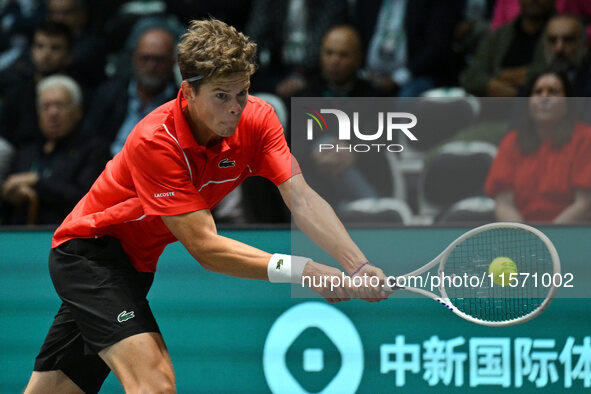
219,158,236,168
276,259,283,270
117,310,135,323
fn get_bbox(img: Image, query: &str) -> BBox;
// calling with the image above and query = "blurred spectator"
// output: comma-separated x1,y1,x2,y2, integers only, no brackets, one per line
485,69,591,223
101,3,185,63
83,22,177,156
461,0,555,97
540,13,590,96
0,21,72,148
358,0,462,97
453,0,495,64
0,20,71,95
1,75,109,225
166,0,252,32
47,0,107,87
289,25,384,213
0,0,46,70
491,0,591,43
106,16,183,78
556,0,591,44
294,25,379,97
245,0,347,98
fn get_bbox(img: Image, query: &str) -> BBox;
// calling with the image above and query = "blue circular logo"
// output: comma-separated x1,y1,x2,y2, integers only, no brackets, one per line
263,302,364,393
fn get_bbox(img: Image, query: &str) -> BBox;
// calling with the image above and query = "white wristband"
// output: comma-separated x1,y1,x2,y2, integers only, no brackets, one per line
268,254,310,283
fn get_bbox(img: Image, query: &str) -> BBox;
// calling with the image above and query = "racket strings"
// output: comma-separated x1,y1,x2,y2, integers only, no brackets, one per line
443,227,554,323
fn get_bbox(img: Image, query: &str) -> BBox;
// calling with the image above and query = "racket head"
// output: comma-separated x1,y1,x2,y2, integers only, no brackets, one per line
437,222,560,327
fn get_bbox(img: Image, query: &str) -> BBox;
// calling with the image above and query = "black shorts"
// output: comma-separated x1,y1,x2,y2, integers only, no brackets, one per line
33,236,160,393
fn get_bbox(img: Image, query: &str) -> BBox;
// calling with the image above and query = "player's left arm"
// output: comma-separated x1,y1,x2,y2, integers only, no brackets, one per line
553,188,591,224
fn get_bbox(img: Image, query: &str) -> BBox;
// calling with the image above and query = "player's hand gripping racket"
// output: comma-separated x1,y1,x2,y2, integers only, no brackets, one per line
385,222,560,326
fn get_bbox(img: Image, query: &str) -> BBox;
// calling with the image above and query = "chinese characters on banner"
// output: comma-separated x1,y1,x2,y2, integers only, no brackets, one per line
381,336,591,389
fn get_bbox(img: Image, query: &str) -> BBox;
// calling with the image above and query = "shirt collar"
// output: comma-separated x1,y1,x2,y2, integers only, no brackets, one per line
172,88,231,154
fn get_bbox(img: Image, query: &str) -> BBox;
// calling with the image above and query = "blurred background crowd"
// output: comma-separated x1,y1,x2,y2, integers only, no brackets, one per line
0,0,590,226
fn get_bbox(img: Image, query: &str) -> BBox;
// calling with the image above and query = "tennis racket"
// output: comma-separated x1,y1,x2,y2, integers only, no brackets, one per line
386,222,560,327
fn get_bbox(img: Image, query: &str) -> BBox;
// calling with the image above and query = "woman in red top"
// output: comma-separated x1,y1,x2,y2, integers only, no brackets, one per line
485,69,591,223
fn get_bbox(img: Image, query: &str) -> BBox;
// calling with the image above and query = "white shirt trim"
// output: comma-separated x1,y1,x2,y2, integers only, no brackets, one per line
198,175,242,192
162,124,193,182
125,214,147,223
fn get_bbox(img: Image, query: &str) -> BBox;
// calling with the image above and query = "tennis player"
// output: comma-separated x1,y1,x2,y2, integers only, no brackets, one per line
24,19,390,393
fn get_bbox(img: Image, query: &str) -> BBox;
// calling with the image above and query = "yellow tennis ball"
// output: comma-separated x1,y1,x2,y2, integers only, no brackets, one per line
489,257,517,286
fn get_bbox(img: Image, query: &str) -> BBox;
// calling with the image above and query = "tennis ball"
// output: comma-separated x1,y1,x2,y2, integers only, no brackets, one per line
489,257,517,286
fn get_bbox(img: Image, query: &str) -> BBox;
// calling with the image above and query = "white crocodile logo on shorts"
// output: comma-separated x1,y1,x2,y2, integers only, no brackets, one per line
117,310,135,323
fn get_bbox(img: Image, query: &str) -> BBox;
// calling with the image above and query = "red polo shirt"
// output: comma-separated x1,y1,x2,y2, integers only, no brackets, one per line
53,90,300,272
485,123,591,221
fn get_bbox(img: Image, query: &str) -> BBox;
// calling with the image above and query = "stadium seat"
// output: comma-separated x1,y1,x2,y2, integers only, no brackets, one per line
417,140,497,221
397,89,480,166
395,91,482,214
437,196,496,224
339,197,413,225
411,92,479,150
381,153,406,201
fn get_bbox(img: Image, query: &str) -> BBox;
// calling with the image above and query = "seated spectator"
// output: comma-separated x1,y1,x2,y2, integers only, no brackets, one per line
358,0,462,97
0,0,46,71
47,0,107,88
556,0,591,44
82,22,177,156
167,0,252,32
106,15,184,78
453,0,495,65
245,0,347,99
0,21,72,148
294,25,379,97
290,25,386,213
539,13,591,96
491,0,591,43
1,75,109,225
461,0,554,97
485,69,591,223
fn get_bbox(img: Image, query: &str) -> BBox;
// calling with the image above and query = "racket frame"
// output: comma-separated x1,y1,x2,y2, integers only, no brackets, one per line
396,222,561,327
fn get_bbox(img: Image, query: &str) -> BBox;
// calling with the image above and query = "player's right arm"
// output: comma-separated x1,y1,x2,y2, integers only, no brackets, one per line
161,209,352,302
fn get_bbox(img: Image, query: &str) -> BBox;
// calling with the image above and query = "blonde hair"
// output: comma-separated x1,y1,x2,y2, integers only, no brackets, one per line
177,19,257,89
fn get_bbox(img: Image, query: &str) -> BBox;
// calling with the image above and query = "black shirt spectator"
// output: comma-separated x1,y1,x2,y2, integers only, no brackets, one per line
0,21,73,148
47,0,107,88
1,75,109,225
